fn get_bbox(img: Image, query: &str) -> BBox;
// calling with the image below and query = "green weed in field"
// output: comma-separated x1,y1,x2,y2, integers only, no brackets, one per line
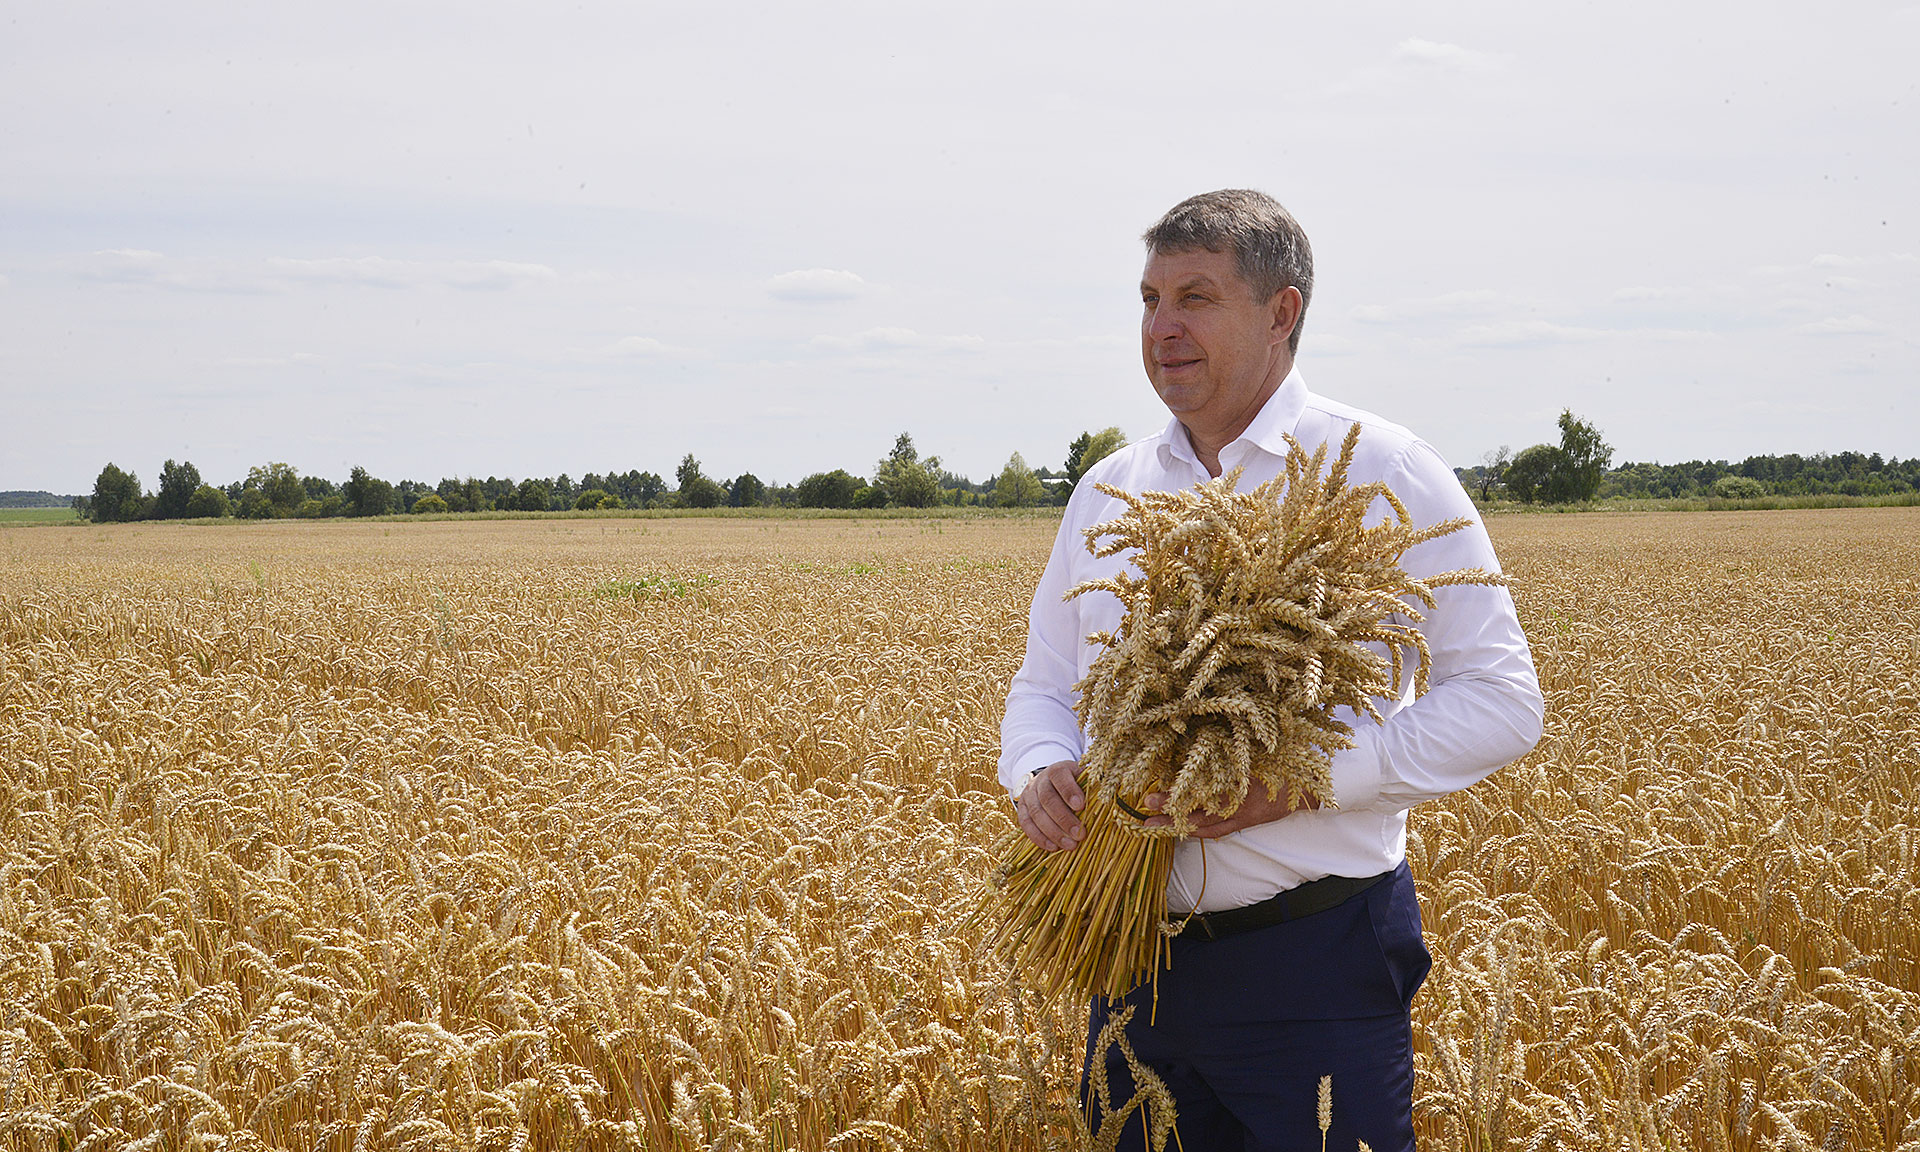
589,574,717,600
0,508,78,524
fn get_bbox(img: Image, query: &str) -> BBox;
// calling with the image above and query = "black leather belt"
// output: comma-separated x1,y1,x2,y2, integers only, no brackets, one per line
1170,870,1391,940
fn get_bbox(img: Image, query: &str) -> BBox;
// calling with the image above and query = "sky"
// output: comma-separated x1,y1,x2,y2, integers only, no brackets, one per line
3,1,1916,496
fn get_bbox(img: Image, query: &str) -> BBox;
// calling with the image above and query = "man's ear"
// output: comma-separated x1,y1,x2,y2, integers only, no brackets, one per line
1270,286,1304,346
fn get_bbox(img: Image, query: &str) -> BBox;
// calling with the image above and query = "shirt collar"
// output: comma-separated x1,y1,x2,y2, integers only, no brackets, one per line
1154,368,1310,474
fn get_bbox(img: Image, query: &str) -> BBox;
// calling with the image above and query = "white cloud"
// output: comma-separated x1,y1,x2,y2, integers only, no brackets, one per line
79,248,171,284
1350,289,1525,324
604,336,675,357
570,335,697,362
1325,38,1510,98
767,268,869,301
267,257,558,291
1812,252,1918,268
444,261,561,291
1611,285,1685,303
219,352,325,368
1452,320,1609,347
1300,332,1363,357
1392,38,1510,73
809,327,984,354
69,251,559,294
1794,315,1886,336
268,256,416,289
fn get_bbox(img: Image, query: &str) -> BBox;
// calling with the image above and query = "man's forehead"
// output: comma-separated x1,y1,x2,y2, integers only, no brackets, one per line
1142,246,1243,289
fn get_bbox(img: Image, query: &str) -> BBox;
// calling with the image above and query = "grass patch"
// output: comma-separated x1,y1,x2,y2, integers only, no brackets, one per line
589,573,717,600
0,507,79,524
790,560,884,577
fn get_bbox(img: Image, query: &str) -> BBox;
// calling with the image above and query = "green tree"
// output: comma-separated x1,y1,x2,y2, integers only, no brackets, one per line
681,477,726,508
729,473,767,507
411,493,450,514
396,480,432,511
1556,410,1612,503
793,470,861,508
1061,426,1127,500
1503,444,1563,503
236,489,274,519
88,463,145,522
246,463,304,517
670,457,725,508
993,452,1046,507
874,432,941,508
574,489,621,510
635,472,667,506
514,478,553,512
1474,446,1512,502
1502,413,1611,503
154,459,202,520
343,466,396,517
185,484,231,519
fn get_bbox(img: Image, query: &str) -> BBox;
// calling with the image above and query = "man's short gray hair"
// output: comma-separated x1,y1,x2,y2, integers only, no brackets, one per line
1143,189,1313,353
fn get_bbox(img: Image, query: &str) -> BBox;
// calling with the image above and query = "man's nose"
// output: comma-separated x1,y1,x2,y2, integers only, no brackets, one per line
1145,304,1183,341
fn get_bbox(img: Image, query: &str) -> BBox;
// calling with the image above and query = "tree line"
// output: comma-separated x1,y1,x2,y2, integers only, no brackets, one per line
72,428,1131,522
1458,409,1920,503
66,410,1920,523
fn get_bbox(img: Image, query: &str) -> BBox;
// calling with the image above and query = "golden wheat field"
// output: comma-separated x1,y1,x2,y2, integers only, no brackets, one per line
1,508,1915,1151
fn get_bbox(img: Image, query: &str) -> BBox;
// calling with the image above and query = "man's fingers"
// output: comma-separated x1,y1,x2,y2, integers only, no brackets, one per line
1022,804,1078,851
1019,793,1082,851
1017,761,1086,851
1044,761,1085,812
1185,813,1245,839
1137,804,1245,838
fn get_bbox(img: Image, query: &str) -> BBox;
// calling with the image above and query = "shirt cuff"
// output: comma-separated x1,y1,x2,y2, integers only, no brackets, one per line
1328,725,1385,811
1007,743,1080,794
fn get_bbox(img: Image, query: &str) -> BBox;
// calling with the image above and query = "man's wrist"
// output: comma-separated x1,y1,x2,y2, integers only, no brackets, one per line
1016,765,1044,802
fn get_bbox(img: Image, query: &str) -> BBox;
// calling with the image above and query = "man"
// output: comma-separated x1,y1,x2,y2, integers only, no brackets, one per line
1000,190,1543,1150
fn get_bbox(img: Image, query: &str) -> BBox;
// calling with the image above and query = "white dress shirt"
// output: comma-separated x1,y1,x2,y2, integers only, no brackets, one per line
999,370,1544,913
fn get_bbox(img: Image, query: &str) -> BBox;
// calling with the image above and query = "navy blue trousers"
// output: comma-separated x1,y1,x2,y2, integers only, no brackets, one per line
1082,861,1431,1152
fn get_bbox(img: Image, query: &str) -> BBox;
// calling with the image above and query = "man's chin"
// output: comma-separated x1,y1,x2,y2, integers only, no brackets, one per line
1151,382,1207,413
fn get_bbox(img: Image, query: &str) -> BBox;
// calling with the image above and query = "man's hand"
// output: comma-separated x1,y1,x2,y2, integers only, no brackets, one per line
1014,760,1085,852
1138,780,1320,839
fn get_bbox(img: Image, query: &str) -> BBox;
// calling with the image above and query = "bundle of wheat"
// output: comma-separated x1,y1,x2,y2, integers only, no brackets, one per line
991,425,1503,1004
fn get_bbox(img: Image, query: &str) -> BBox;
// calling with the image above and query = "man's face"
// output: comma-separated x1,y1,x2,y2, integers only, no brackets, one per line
1140,246,1293,429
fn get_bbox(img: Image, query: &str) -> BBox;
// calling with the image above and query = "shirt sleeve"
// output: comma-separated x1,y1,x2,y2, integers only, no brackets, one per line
1325,439,1545,812
997,488,1096,795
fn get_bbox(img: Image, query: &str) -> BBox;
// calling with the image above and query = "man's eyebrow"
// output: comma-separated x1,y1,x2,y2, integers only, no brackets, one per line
1141,276,1223,295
